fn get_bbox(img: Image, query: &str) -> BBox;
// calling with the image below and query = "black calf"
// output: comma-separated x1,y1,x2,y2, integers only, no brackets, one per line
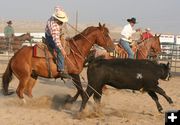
80,58,173,112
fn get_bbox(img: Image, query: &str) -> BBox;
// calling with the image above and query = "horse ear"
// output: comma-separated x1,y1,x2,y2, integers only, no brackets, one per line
99,22,102,28
102,24,105,28
155,34,161,38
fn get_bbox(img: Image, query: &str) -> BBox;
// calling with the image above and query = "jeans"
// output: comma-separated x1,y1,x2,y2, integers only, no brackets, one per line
119,39,134,59
45,33,64,71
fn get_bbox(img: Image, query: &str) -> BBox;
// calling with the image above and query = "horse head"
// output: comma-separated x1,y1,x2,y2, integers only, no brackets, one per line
151,34,161,54
95,23,115,52
14,33,33,41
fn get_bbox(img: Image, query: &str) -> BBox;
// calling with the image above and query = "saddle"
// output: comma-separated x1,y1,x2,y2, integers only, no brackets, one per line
32,37,71,78
33,35,71,57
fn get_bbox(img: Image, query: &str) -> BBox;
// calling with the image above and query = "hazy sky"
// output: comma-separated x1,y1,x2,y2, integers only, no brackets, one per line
0,0,180,34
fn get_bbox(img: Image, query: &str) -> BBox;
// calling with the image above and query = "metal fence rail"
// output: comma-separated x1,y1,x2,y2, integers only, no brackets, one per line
158,43,180,75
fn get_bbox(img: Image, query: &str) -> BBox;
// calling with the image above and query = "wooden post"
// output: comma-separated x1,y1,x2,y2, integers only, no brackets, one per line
75,10,78,35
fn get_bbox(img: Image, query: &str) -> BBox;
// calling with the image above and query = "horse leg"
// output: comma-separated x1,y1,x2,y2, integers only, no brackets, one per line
16,76,30,99
66,74,84,103
154,86,173,104
147,91,163,112
24,76,38,98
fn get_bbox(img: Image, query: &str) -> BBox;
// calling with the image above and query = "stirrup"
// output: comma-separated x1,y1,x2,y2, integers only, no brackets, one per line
59,71,72,79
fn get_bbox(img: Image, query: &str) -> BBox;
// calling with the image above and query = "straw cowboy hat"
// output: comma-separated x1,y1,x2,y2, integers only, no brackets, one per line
127,17,137,24
7,20,12,24
52,6,68,23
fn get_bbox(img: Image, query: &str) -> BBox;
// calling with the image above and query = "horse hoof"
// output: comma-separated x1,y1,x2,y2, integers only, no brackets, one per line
22,98,27,104
24,91,33,98
158,107,163,113
169,99,173,104
2,89,15,96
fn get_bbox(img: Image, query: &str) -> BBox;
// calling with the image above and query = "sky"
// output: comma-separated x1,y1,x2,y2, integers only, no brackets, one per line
0,0,180,34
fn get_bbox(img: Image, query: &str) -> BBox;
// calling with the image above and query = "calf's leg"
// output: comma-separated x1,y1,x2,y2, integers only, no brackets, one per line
66,74,82,103
93,88,103,104
80,86,94,112
147,91,163,112
154,86,173,104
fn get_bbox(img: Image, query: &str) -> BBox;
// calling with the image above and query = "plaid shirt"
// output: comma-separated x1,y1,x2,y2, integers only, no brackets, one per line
45,17,63,49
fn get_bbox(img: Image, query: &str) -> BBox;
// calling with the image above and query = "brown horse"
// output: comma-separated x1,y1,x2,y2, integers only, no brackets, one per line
12,33,33,51
2,23,114,103
0,33,32,41
0,33,33,51
135,35,161,59
94,35,161,60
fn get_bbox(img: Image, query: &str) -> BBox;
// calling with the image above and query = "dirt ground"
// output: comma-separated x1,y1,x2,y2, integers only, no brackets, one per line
0,55,179,125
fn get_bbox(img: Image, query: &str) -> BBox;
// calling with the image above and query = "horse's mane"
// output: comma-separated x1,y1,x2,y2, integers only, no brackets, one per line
72,25,109,41
142,35,159,43
138,36,157,47
72,26,97,41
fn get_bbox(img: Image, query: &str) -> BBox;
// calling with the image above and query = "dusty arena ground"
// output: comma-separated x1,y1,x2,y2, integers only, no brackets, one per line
0,54,179,125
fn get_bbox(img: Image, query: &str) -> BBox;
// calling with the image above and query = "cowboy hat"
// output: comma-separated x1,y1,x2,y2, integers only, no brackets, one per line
52,6,68,23
127,17,137,24
7,20,12,24
145,28,151,31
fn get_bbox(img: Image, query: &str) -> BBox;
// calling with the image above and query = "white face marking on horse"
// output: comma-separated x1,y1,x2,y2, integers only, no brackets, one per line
136,73,143,79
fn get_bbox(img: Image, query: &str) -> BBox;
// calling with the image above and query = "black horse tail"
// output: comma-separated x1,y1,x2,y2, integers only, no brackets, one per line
2,58,14,95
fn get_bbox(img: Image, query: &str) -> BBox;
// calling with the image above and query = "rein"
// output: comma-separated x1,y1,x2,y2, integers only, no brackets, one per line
67,23,109,56
136,38,153,58
67,23,92,45
64,23,110,70
66,23,91,60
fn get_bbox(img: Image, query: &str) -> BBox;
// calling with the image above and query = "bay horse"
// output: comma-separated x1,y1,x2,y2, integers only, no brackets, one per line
2,23,115,104
93,35,161,60
116,35,161,59
12,33,33,51
0,33,33,51
0,33,32,41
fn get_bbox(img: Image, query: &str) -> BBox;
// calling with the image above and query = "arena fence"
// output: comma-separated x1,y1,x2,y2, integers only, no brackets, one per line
158,43,180,75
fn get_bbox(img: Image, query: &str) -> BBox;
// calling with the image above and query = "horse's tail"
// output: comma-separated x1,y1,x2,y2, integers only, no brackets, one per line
2,58,13,95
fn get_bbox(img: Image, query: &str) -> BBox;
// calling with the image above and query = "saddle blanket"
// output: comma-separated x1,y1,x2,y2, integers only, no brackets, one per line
33,43,53,58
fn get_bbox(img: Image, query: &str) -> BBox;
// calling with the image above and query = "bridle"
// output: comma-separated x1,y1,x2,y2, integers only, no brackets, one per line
66,23,110,59
136,37,159,59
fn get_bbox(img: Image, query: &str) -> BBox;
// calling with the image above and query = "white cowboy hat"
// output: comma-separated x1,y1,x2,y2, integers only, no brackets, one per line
145,28,151,31
52,6,68,23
